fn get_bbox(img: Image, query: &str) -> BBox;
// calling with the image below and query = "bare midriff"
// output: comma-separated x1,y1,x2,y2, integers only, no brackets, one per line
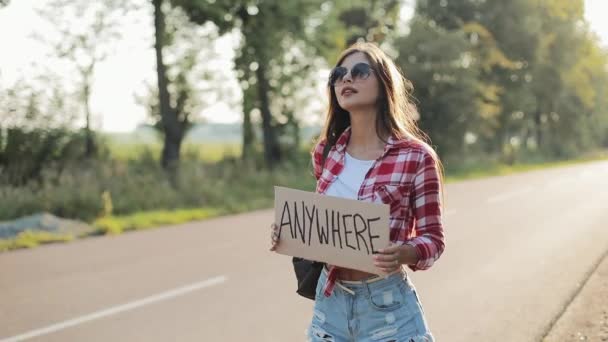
327,264,377,281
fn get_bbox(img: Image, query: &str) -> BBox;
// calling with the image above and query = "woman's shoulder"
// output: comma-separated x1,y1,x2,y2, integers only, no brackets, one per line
390,136,438,162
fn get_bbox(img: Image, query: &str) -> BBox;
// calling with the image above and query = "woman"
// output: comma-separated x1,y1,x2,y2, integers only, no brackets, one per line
271,42,445,342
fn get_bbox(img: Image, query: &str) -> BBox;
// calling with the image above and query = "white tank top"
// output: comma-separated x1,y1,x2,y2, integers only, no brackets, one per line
324,152,375,200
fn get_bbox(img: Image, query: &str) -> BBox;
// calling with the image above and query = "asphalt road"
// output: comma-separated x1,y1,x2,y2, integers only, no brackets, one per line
1,160,608,341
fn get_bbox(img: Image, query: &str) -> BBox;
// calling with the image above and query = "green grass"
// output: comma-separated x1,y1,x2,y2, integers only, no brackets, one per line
444,149,608,182
0,230,74,252
92,208,226,235
2,145,607,253
108,142,241,163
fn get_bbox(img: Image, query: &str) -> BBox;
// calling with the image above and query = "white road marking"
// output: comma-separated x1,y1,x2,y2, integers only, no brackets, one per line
0,276,227,342
486,186,533,204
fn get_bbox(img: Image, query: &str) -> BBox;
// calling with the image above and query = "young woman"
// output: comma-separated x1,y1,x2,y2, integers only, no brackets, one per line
271,42,445,342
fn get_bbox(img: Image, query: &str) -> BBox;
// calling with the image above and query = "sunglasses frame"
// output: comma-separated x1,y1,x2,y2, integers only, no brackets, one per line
328,62,375,87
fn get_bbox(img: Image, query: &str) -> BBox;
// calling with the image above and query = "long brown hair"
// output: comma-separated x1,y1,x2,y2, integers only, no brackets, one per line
318,41,445,194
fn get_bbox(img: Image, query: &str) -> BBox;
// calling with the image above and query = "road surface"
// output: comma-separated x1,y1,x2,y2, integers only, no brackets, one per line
1,160,608,341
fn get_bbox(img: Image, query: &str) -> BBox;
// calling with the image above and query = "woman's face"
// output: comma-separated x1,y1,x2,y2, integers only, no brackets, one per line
333,52,380,113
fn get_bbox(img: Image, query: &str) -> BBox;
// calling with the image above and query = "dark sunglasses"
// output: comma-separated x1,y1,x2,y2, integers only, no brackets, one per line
328,62,374,86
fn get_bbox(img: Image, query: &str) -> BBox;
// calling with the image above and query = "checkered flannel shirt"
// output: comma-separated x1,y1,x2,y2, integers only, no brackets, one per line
312,127,445,297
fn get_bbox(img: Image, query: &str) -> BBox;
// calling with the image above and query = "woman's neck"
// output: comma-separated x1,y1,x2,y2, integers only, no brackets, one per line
348,109,386,155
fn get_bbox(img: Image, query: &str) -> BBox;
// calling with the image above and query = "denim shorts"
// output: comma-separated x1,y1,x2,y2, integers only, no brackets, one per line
307,267,435,342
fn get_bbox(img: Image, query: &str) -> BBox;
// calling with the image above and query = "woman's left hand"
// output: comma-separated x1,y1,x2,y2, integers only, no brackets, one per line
373,244,404,273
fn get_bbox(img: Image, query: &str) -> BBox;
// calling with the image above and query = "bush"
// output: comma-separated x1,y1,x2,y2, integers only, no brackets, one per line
0,127,102,185
0,146,316,223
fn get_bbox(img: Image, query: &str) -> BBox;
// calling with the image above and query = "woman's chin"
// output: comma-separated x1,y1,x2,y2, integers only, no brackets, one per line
339,101,374,113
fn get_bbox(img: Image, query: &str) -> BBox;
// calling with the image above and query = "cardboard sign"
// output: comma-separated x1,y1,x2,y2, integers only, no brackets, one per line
273,186,390,275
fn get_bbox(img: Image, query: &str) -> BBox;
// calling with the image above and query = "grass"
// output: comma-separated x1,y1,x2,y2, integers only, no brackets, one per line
107,142,241,163
0,209,227,252
1,144,606,253
0,230,74,252
444,148,608,182
92,208,226,235
0,146,315,251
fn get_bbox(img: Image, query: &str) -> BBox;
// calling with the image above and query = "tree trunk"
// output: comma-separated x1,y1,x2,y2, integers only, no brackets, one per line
81,66,96,158
242,104,254,161
255,62,281,168
534,108,543,150
83,82,95,157
161,134,182,170
153,0,182,170
293,120,301,150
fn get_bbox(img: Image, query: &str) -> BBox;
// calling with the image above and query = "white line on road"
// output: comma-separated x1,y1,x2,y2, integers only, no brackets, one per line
486,186,533,204
0,276,227,342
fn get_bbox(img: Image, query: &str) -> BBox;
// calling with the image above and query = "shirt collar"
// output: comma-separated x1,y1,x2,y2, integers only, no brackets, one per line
333,126,410,156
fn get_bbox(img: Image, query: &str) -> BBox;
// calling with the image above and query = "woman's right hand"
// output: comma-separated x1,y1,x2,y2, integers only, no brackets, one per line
269,223,280,251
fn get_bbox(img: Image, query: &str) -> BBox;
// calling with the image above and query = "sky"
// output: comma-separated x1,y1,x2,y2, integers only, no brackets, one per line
1,0,607,132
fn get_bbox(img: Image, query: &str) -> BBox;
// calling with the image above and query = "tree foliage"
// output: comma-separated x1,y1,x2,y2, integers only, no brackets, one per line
401,0,608,161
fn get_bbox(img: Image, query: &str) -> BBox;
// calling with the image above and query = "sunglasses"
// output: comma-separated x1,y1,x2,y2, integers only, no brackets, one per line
328,62,374,86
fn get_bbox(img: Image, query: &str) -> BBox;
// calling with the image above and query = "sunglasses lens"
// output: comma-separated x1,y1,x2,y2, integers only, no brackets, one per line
330,67,347,86
352,63,371,80
329,64,372,86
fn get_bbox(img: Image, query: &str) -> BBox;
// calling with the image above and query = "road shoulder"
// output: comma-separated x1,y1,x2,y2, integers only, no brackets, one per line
544,250,608,341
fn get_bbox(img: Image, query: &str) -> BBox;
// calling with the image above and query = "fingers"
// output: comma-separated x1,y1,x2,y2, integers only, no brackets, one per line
374,260,398,269
269,241,278,251
270,224,277,238
378,244,399,254
271,224,279,241
373,253,397,262
269,223,279,251
373,251,399,272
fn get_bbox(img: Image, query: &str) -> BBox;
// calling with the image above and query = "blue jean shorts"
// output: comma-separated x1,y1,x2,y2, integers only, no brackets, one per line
307,267,435,342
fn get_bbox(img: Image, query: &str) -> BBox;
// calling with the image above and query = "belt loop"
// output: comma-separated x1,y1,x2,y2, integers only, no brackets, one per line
362,278,371,298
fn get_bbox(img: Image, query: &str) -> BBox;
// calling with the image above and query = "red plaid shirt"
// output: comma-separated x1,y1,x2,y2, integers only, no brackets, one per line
312,127,445,297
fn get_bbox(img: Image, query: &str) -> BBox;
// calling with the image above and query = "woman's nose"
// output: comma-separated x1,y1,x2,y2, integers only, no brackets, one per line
341,72,353,83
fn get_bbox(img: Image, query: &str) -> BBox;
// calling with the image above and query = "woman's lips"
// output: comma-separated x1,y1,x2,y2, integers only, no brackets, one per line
341,87,357,96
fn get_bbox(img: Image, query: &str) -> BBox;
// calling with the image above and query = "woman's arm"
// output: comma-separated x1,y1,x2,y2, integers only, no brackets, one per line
405,149,445,271
373,147,445,273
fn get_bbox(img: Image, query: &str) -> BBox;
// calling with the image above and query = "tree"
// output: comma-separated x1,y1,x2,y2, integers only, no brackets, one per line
153,0,182,171
394,16,481,157
299,0,403,64
173,0,412,167
172,1,330,168
408,0,608,160
35,0,133,157
141,2,233,169
0,75,85,184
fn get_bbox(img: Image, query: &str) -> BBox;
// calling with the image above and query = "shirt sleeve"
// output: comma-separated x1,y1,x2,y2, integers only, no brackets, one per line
406,148,445,271
311,139,327,181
